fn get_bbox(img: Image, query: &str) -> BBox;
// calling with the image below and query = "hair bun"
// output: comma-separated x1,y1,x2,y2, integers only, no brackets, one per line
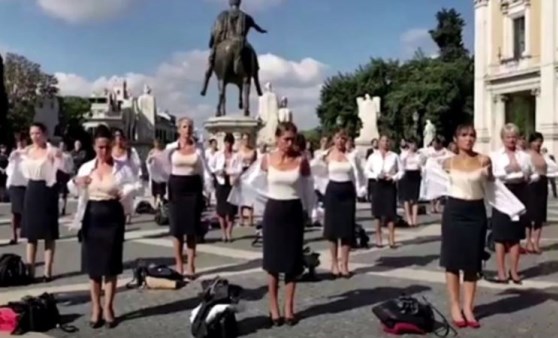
94,125,112,139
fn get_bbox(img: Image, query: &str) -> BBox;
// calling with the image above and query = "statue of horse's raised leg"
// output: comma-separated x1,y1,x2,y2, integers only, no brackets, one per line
242,76,251,116
238,83,244,110
216,79,226,117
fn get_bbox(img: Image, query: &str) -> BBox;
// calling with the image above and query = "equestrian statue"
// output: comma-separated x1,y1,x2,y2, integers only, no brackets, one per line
200,0,265,117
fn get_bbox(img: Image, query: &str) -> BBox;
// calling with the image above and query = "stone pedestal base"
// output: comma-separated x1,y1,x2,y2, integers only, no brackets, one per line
354,138,372,158
204,115,261,150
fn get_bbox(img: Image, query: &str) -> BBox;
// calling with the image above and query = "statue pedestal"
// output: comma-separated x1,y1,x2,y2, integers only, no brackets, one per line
354,138,373,158
204,115,260,149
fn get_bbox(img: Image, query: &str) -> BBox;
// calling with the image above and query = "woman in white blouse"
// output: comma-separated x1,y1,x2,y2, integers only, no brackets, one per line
166,117,210,279
525,132,548,254
322,129,362,277
440,124,492,328
20,122,61,282
238,133,258,227
399,139,423,227
210,133,242,242
365,135,403,248
69,125,137,329
146,139,168,206
56,141,74,216
489,123,535,284
111,128,142,223
6,133,28,245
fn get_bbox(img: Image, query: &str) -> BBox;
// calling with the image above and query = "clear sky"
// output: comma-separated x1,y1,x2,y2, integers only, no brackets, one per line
0,0,474,129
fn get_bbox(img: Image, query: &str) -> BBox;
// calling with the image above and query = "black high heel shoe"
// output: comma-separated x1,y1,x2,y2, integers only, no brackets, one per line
268,313,283,327
285,315,299,326
509,271,522,285
89,311,104,329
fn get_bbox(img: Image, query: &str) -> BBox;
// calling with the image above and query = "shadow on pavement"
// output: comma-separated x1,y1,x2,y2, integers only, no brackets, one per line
476,287,558,319
354,255,439,273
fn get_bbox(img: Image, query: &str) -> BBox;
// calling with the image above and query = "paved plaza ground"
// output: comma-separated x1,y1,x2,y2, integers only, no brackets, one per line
0,198,557,337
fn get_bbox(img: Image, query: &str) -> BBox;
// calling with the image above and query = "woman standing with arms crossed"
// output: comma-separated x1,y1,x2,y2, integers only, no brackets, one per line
440,124,492,328
69,125,137,328
261,122,314,326
20,122,60,281
166,117,210,279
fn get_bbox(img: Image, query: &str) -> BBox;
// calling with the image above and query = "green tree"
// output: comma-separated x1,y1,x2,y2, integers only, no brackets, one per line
3,53,58,140
429,8,468,62
58,96,92,149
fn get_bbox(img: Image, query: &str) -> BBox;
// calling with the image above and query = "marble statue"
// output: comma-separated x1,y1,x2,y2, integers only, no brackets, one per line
355,94,380,141
136,84,156,141
423,119,436,148
257,82,279,145
277,96,292,123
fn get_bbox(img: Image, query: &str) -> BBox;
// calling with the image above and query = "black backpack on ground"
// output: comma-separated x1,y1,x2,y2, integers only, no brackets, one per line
0,254,31,287
191,278,241,338
126,259,184,289
154,200,170,226
6,293,77,334
351,224,370,249
135,201,155,215
300,247,320,281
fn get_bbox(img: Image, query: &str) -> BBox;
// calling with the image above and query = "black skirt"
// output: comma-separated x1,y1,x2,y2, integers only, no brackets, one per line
440,197,487,273
491,182,527,243
323,181,356,241
81,200,125,279
262,198,304,276
215,176,237,218
168,174,203,237
21,180,59,241
372,179,397,222
367,179,376,203
9,186,26,215
151,180,167,197
527,176,548,228
56,170,71,196
399,170,421,202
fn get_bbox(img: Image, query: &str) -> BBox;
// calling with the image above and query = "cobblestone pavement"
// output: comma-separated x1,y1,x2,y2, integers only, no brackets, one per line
0,198,557,337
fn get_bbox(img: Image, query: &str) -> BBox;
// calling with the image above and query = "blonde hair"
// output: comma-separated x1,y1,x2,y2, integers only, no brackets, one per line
500,123,520,139
177,117,193,127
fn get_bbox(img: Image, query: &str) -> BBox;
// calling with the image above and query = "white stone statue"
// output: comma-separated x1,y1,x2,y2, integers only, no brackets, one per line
135,84,156,141
277,96,293,123
355,94,380,142
423,119,436,148
257,82,279,146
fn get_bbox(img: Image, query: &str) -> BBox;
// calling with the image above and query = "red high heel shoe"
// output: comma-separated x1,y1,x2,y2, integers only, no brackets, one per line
452,319,467,328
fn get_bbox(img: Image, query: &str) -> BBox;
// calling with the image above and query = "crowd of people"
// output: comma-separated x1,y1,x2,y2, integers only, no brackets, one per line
0,118,556,330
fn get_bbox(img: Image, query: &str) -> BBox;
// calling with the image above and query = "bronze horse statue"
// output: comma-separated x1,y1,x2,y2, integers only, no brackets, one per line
200,0,265,117
211,40,263,117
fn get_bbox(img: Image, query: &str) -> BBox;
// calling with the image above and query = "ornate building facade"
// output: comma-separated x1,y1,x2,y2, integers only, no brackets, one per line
474,0,558,152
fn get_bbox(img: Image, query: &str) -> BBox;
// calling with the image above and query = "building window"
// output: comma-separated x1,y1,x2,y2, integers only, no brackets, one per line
512,16,526,59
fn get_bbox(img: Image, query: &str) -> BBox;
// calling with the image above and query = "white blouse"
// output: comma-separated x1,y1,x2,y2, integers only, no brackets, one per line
328,160,353,182
209,151,243,185
401,152,424,171
365,151,404,181
20,145,59,187
171,151,203,176
67,159,139,230
490,148,538,183
6,149,28,187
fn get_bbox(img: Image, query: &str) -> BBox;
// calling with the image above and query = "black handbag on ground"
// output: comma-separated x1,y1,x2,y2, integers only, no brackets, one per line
126,259,184,289
6,293,78,334
0,254,32,287
154,200,170,226
372,295,450,336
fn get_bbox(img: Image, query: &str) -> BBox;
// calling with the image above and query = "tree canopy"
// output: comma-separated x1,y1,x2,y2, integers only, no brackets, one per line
316,8,472,145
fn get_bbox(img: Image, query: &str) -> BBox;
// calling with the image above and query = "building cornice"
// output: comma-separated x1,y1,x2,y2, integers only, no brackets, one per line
474,0,489,8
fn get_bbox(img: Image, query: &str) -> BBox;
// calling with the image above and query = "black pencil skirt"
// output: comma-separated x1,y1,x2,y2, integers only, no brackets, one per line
81,200,125,279
262,198,304,276
372,179,397,222
440,197,487,273
215,179,238,219
168,174,204,237
21,180,59,241
323,180,356,241
56,170,70,197
527,176,548,229
9,186,26,215
491,182,527,244
399,170,421,203
151,180,167,198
